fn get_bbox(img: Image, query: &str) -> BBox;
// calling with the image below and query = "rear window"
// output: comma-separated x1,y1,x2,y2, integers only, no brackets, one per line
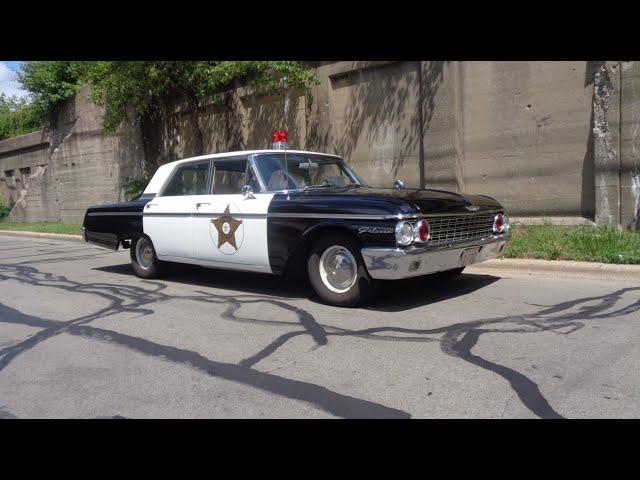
162,161,210,196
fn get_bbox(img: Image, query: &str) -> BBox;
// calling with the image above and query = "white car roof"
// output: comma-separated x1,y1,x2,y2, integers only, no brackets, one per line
143,149,342,195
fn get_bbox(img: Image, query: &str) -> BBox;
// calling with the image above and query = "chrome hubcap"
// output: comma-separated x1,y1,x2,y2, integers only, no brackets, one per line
319,245,357,293
136,238,155,270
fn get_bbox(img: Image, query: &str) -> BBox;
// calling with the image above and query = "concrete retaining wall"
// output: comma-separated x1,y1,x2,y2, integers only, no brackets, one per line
0,85,144,224
1,61,638,228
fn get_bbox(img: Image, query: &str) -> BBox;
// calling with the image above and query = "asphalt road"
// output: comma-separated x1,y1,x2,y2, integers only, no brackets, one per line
1,234,639,419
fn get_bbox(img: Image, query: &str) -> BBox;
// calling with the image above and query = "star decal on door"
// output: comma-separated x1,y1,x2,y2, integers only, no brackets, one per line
211,204,243,251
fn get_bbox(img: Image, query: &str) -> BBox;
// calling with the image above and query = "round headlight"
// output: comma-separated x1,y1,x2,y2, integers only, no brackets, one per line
395,221,414,246
493,213,510,233
413,220,430,242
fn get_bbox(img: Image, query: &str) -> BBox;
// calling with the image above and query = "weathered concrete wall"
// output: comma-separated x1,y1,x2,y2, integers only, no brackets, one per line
1,61,639,228
0,85,144,223
0,130,50,206
621,61,640,230
458,62,594,218
148,61,597,221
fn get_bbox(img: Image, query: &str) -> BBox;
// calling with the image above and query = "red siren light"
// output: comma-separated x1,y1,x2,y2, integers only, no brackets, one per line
272,130,288,142
271,130,289,150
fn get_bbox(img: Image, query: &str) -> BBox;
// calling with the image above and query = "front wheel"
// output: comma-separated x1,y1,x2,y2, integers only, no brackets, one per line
307,232,374,307
130,235,163,279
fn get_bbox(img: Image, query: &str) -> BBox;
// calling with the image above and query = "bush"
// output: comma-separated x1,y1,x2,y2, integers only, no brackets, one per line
0,93,43,141
0,198,15,220
123,177,149,200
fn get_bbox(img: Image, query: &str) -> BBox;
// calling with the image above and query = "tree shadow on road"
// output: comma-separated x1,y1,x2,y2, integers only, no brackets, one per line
93,262,500,311
2,257,640,419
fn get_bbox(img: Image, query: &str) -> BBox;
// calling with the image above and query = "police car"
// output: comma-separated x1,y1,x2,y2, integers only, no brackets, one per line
82,131,510,307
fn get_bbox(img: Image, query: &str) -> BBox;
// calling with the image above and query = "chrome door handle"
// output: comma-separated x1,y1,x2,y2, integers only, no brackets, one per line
145,203,159,209
196,202,211,209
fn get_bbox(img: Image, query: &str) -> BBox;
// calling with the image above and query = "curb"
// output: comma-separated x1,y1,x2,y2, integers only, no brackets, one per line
467,258,640,282
0,230,83,242
2,230,639,282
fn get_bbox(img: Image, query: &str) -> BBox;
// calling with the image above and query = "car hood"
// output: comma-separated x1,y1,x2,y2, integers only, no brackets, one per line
289,186,503,215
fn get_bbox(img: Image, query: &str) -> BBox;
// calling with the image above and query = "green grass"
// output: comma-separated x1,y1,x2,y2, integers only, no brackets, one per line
503,224,640,264
1,220,639,265
0,221,82,235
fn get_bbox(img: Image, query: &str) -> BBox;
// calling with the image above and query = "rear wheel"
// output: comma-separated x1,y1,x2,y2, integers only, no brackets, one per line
307,232,374,307
130,235,163,279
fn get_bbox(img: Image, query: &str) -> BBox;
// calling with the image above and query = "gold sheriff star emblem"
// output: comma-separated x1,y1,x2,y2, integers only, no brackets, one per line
211,205,243,251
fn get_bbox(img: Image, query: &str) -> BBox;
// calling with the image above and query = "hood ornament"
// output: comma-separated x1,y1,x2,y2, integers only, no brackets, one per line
465,205,480,212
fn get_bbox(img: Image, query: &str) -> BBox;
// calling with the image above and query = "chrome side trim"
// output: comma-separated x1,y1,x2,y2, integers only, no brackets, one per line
87,212,143,216
267,210,501,220
267,212,405,220
192,212,267,219
140,209,503,221
141,212,401,220
143,212,191,217
143,212,268,219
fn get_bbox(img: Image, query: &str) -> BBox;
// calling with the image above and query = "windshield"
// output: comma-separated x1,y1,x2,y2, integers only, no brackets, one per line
253,153,366,192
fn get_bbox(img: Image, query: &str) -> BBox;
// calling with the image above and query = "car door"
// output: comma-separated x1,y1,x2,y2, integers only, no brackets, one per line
191,156,274,273
144,160,211,259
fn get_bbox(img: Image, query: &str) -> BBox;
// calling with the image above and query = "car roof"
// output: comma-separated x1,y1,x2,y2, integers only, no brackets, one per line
164,149,343,168
143,150,344,195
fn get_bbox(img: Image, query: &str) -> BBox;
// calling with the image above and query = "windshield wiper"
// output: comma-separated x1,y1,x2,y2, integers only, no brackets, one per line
303,181,364,190
303,183,335,190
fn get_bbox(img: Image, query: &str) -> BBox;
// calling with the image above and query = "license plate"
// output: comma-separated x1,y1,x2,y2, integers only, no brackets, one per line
460,247,481,266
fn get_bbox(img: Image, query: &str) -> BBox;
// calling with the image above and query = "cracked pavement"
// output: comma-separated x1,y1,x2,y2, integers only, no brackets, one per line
0,234,639,418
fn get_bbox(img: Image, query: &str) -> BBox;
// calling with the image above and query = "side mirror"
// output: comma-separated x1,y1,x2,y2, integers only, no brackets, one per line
241,185,256,199
393,180,405,189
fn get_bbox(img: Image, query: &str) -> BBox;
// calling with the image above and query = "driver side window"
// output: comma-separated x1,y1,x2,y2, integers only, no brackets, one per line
211,158,260,194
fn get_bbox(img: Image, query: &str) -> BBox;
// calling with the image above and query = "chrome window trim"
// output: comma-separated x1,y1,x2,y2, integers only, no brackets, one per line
249,154,268,193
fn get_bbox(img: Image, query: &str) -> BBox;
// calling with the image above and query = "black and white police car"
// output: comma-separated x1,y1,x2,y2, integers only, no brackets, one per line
82,130,510,307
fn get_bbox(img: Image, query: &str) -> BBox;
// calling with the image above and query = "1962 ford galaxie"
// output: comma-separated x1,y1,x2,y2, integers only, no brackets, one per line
82,132,510,307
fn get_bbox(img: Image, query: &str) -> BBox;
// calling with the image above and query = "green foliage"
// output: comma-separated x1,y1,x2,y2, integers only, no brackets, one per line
0,198,15,220
84,61,319,133
503,224,640,264
0,93,42,141
18,61,90,123
9,61,318,142
123,176,149,200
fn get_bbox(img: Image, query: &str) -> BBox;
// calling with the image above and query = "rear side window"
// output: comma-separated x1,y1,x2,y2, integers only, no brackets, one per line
162,161,210,196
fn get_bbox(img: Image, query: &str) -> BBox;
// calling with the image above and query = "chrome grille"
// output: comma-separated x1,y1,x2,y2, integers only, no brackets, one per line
427,212,498,246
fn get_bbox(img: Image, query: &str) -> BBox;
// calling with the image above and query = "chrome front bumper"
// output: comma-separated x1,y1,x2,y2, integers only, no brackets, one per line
361,234,509,280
